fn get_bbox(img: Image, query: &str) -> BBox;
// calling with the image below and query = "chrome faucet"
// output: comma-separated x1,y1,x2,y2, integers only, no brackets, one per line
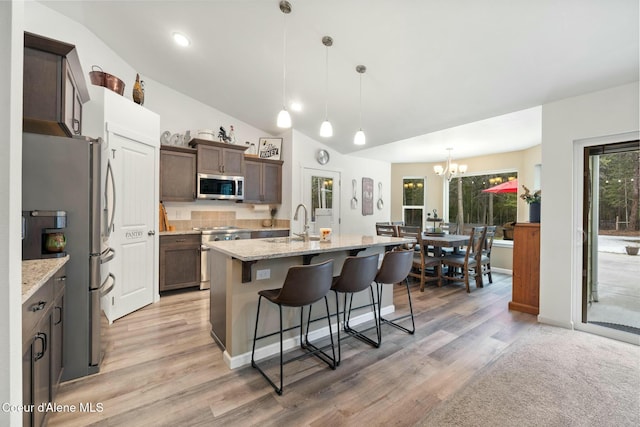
293,203,309,242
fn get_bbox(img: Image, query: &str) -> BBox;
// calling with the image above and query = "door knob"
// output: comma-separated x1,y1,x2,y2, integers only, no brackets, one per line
148,230,156,236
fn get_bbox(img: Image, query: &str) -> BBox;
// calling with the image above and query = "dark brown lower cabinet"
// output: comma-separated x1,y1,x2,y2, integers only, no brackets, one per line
160,234,201,291
22,265,65,427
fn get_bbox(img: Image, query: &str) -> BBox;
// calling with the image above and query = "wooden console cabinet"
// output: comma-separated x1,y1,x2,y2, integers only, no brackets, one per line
509,223,540,315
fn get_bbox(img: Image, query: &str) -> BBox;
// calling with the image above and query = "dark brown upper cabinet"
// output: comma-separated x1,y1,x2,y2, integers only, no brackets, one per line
23,32,90,137
190,139,247,176
244,157,283,204
160,146,197,202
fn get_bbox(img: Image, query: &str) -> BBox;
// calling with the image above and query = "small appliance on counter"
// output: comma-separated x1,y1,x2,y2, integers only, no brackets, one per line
22,210,68,260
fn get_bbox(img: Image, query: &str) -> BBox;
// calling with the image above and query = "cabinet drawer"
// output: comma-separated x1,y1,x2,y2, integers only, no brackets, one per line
23,279,53,343
160,234,201,247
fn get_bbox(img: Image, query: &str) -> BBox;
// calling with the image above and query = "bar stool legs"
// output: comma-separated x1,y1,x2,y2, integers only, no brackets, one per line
250,260,336,395
329,254,382,365
376,278,415,335
374,249,416,339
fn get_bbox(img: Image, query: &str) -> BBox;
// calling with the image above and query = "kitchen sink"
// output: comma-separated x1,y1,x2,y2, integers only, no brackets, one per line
264,237,304,243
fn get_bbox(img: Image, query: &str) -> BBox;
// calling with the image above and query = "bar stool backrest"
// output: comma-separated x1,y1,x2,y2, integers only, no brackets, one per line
331,254,380,294
274,260,334,307
375,249,413,284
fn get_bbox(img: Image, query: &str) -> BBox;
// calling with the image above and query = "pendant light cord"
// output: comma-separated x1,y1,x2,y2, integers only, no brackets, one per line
282,12,287,107
358,73,363,130
324,46,329,120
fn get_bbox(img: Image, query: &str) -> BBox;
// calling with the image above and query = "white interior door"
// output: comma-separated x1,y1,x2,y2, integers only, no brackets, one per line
302,168,340,235
106,132,156,321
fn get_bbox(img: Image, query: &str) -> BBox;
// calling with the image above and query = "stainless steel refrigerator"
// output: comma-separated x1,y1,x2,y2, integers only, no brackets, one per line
22,132,115,381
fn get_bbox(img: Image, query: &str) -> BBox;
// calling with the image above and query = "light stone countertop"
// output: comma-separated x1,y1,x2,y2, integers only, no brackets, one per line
159,227,289,237
205,234,413,262
22,256,70,303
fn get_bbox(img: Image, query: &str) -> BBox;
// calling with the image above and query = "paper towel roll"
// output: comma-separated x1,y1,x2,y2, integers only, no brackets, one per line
253,205,270,212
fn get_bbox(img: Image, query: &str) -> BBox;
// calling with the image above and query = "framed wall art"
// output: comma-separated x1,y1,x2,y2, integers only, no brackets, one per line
258,137,282,160
362,177,374,216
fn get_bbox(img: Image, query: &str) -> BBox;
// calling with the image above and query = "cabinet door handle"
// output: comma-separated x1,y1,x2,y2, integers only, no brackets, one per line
57,275,67,282
31,301,46,312
34,332,47,361
175,239,186,243
72,118,81,134
54,306,63,325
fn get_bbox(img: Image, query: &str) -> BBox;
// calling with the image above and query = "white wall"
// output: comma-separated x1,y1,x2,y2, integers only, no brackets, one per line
539,82,639,328
289,130,392,235
24,1,276,223
1,2,23,425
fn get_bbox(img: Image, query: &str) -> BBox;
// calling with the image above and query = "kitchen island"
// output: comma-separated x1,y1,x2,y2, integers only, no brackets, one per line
206,234,412,368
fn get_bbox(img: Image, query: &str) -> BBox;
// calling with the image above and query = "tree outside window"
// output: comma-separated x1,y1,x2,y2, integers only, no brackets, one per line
448,172,518,238
402,177,425,227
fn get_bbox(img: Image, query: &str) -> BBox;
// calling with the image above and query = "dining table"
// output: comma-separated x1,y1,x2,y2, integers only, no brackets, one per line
421,233,471,287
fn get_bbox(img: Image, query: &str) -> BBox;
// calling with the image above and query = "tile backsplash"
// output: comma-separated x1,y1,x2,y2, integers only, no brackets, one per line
163,203,288,231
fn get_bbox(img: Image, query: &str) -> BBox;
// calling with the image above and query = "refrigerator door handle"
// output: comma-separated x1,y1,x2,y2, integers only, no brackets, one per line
100,273,115,297
100,247,116,264
105,160,116,238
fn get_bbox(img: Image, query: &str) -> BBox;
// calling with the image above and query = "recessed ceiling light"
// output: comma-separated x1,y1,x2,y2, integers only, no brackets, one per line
172,32,190,47
290,102,303,112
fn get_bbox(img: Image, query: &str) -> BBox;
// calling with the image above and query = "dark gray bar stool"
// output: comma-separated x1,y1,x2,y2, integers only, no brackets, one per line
330,253,381,365
375,249,415,338
251,260,336,395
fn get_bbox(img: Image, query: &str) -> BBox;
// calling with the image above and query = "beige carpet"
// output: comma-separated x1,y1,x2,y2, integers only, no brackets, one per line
419,325,640,426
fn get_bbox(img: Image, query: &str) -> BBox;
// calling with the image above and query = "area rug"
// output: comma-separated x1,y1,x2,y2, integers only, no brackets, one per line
419,325,640,427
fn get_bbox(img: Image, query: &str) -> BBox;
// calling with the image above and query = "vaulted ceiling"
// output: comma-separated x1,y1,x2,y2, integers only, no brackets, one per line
40,0,639,161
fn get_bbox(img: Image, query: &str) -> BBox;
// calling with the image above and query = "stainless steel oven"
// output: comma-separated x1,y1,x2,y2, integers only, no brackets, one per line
196,227,251,289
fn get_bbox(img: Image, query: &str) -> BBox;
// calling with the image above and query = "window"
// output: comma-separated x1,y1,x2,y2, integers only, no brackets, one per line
448,172,518,238
402,177,425,227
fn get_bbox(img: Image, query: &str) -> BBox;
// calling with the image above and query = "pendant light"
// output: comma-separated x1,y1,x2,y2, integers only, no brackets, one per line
353,65,366,145
277,1,292,128
319,36,333,137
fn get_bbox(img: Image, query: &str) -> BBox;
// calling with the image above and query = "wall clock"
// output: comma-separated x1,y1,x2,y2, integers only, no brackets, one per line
316,149,330,165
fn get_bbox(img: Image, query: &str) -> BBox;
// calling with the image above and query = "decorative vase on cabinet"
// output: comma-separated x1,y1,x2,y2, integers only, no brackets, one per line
529,202,541,223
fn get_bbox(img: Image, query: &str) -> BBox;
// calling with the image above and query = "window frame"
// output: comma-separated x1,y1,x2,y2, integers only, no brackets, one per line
402,176,426,227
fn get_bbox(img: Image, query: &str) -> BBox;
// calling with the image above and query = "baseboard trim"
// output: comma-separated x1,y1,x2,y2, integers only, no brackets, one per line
537,316,574,329
491,267,512,275
224,304,396,369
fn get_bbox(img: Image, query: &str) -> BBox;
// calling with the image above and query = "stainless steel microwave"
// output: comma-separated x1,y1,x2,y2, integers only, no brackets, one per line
197,173,244,200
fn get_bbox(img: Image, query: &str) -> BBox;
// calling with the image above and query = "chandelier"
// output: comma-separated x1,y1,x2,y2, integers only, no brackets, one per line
434,148,467,182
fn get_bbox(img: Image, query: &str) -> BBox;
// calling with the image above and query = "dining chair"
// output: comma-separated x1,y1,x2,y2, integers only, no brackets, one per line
400,231,441,292
397,225,421,250
441,226,487,293
479,225,497,284
441,222,458,234
376,223,398,237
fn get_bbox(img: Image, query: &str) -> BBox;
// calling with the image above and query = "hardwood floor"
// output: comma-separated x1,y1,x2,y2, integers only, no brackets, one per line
49,273,537,426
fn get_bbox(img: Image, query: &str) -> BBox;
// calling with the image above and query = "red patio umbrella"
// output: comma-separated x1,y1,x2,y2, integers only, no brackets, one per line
482,178,518,193
481,178,518,225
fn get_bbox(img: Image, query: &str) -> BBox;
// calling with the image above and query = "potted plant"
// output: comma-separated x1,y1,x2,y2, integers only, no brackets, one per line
520,185,541,223
625,244,639,256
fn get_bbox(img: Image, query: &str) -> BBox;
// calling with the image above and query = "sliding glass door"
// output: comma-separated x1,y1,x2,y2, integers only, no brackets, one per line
582,141,639,335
